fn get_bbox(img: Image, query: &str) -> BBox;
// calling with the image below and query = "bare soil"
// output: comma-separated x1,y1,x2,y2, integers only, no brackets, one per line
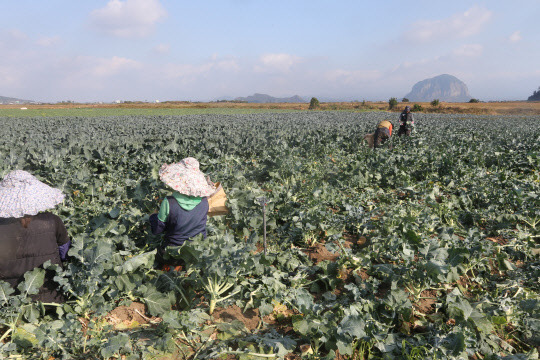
413,290,438,315
3,100,540,115
212,305,260,331
284,353,302,360
303,243,339,264
455,277,483,298
263,307,296,336
334,267,370,296
341,239,354,249
343,232,369,248
255,242,265,254
106,302,159,329
338,267,369,283
486,236,508,245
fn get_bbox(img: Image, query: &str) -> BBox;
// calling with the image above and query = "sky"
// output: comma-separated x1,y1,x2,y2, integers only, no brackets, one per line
0,1,539,102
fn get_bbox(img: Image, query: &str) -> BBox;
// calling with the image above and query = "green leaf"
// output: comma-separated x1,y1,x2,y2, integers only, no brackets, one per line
101,333,131,359
17,268,45,296
447,296,473,321
258,334,296,357
337,340,354,356
446,332,466,356
469,310,493,333
0,281,15,305
121,250,155,273
109,207,120,219
161,310,183,329
87,241,114,265
142,288,174,316
114,275,136,292
22,304,41,322
338,315,366,339
258,302,274,317
492,316,507,326
502,259,517,271
291,288,315,313
292,316,310,336
12,325,38,349
426,260,448,281
405,229,421,244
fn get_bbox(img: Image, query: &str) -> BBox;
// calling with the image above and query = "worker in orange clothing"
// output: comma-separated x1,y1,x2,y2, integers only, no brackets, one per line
373,120,393,148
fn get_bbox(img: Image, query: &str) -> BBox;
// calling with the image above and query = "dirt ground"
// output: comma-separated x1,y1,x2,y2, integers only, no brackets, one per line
212,305,260,331
486,236,508,245
106,302,160,329
413,290,438,315
2,100,540,115
303,243,339,264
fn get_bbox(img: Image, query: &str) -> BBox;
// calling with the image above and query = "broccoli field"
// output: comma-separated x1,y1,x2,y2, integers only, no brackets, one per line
0,111,539,359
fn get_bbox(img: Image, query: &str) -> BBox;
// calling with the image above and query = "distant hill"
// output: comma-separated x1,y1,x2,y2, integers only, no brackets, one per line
404,74,472,102
0,95,34,104
234,93,307,103
527,87,540,101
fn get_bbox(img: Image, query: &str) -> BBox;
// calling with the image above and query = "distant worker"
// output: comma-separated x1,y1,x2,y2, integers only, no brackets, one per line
149,157,216,271
398,105,414,136
0,170,70,303
373,119,393,148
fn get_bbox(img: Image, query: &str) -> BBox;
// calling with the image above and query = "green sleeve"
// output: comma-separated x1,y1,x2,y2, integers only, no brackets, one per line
157,198,169,222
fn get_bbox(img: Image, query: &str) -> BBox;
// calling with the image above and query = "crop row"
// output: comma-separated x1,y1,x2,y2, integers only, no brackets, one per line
0,112,539,359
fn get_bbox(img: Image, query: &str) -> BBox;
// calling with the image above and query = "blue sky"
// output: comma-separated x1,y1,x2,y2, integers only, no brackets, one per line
0,1,538,102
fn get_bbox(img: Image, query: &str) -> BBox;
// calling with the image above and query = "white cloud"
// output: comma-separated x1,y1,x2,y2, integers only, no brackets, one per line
153,43,170,54
0,66,20,87
89,0,167,38
158,57,240,81
90,56,142,77
325,69,382,84
5,29,27,41
255,53,302,72
0,30,31,63
509,31,522,42
36,36,60,47
453,44,483,57
214,59,240,72
405,6,492,42
391,57,441,72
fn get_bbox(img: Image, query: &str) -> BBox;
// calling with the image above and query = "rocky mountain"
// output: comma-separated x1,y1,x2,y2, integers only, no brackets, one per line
404,74,472,102
234,93,306,103
527,87,540,101
0,95,34,104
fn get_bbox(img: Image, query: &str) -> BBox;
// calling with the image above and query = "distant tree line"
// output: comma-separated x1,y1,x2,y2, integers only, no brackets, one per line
528,87,540,101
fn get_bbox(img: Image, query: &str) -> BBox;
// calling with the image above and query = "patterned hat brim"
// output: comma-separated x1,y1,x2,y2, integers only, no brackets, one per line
0,172,65,218
159,163,216,197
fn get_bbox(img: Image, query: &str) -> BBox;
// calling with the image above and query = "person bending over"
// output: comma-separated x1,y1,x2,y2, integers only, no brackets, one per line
0,170,70,303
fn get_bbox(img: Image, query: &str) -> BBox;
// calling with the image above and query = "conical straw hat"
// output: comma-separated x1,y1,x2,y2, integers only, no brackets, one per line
159,158,216,197
0,170,65,219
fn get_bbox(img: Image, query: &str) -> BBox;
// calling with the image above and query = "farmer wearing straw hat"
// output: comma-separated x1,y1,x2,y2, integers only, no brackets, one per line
373,119,393,149
149,157,216,270
0,170,70,303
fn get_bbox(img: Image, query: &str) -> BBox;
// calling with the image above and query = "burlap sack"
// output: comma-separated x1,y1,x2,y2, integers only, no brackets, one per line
207,182,229,217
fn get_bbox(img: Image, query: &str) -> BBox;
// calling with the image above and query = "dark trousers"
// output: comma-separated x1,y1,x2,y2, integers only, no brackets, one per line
374,128,390,148
397,126,411,136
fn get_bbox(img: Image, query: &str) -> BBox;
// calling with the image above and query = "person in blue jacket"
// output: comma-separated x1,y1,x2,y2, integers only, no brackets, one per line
149,157,216,270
